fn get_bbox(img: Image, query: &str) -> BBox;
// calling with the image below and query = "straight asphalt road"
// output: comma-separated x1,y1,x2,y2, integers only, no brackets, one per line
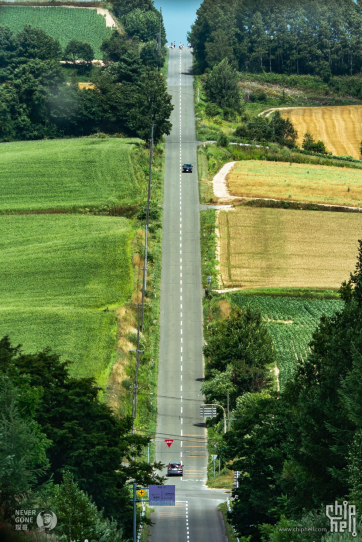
150,48,228,542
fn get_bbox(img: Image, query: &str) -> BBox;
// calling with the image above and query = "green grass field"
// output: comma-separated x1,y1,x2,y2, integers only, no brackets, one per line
0,138,143,212
228,294,344,389
0,214,133,383
0,6,112,58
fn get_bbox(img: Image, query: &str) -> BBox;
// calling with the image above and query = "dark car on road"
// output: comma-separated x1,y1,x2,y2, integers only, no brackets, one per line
167,462,183,476
182,163,193,173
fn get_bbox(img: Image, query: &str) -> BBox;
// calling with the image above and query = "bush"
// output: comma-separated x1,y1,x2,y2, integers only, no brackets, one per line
302,132,328,154
249,90,268,102
217,132,229,147
205,102,221,117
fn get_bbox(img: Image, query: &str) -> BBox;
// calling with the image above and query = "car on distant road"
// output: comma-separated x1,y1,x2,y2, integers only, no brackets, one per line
167,462,183,476
182,163,193,173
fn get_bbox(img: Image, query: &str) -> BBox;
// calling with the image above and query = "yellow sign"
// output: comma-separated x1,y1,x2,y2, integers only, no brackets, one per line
137,489,146,497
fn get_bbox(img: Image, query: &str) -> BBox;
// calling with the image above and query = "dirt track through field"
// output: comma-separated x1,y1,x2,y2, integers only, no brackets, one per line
275,105,362,159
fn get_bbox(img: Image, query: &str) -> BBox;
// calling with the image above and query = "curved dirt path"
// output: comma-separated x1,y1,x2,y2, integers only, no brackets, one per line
258,106,304,118
212,162,237,199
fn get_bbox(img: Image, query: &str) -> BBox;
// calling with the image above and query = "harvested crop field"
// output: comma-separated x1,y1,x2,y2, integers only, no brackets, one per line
0,214,133,383
226,160,362,207
0,138,142,212
279,105,362,159
218,207,362,289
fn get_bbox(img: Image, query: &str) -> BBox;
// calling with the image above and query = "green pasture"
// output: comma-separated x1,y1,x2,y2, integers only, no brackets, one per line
0,138,143,212
229,294,344,389
0,6,112,58
0,214,133,382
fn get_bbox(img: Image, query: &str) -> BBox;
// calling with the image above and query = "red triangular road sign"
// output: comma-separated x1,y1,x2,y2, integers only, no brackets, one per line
165,439,174,448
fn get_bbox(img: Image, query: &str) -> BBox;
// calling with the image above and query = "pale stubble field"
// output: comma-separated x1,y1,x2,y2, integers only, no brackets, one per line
218,207,362,289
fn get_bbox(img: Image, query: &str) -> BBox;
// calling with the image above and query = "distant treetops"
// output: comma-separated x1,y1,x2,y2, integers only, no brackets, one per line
190,0,362,78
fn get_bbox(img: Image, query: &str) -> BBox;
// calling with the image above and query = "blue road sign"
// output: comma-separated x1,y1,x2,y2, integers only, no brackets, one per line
149,485,175,506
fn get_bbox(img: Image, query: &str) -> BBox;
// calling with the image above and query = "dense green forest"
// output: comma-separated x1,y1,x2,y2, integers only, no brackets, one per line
0,0,171,143
190,0,362,79
0,338,164,541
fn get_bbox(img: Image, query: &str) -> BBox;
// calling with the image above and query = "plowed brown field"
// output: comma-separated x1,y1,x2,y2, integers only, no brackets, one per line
280,105,362,159
218,207,362,289
227,161,362,207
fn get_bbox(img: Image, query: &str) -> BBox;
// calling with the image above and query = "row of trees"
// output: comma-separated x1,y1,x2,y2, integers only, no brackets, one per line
0,339,164,540
189,0,362,78
204,243,362,539
0,26,172,142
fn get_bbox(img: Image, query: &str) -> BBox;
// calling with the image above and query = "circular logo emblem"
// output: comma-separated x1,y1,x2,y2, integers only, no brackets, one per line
36,510,57,531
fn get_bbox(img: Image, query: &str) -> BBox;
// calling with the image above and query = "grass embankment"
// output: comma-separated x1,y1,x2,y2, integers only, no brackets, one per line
227,160,362,207
107,142,165,449
0,214,133,385
219,502,238,542
0,138,143,213
0,6,112,58
218,207,362,290
239,71,362,103
200,209,219,290
279,105,362,159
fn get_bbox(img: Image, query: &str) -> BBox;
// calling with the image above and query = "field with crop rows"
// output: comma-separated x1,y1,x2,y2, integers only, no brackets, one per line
0,6,112,58
218,207,362,290
279,105,362,159
227,160,362,207
0,214,133,383
230,294,344,389
0,138,142,212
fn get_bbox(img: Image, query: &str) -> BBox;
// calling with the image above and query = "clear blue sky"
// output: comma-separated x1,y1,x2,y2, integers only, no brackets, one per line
154,0,202,45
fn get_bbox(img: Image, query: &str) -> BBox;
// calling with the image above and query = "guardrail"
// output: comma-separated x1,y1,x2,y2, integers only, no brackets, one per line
227,498,240,542
137,501,146,542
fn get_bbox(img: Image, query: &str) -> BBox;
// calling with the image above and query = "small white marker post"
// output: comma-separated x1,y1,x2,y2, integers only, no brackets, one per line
211,455,217,478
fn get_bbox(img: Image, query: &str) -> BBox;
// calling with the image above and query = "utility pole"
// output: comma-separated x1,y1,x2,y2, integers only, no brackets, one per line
158,8,162,55
133,483,137,542
227,389,230,432
141,122,154,332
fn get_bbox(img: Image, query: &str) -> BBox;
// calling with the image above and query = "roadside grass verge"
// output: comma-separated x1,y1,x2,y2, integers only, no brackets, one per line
219,502,239,542
106,142,165,455
200,209,219,291
0,214,133,384
0,138,144,213
206,426,233,489
140,506,153,542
